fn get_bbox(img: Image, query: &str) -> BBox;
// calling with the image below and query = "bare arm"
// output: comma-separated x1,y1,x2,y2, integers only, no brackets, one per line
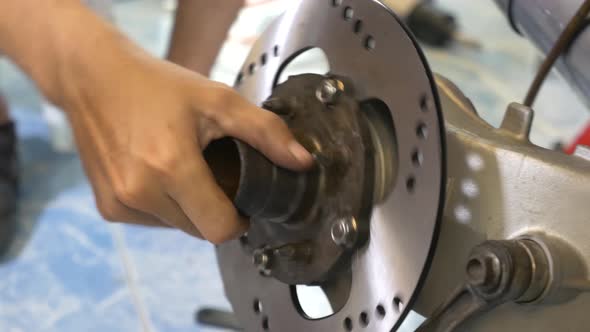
0,1,85,104
0,0,312,242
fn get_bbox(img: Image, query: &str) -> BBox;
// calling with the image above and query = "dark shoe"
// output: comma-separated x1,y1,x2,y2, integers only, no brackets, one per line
0,122,20,261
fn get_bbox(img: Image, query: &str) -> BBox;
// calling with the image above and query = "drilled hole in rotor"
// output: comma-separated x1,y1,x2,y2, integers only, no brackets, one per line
275,47,330,86
273,45,280,57
262,316,270,330
365,35,376,50
412,148,423,167
344,317,353,331
354,20,363,34
393,297,404,312
292,285,333,319
376,304,386,319
235,72,244,86
417,122,428,140
343,7,354,20
239,234,249,248
420,94,431,112
249,63,257,75
406,176,416,193
261,53,268,66
360,311,370,327
332,0,343,7
253,299,263,314
291,272,351,320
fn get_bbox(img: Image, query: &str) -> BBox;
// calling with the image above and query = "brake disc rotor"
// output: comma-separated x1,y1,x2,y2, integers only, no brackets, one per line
217,0,445,330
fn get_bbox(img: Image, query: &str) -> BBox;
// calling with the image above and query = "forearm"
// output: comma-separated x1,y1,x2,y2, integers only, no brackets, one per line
0,0,128,107
167,0,244,75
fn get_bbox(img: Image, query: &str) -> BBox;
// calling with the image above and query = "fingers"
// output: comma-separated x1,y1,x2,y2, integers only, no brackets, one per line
204,88,314,171
95,157,205,238
142,194,204,238
82,148,202,236
158,196,205,238
224,104,313,171
89,167,166,227
96,192,164,227
110,182,204,238
165,151,248,244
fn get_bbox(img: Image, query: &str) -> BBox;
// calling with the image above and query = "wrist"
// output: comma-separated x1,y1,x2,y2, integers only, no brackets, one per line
0,1,92,104
49,5,123,109
0,1,127,110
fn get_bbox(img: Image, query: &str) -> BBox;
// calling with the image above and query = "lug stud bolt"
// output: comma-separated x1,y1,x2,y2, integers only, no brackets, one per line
331,217,358,248
253,248,272,275
316,79,343,104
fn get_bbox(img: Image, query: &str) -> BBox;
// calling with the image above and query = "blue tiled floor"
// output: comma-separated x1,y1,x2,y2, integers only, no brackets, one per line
0,0,587,331
0,2,230,331
1,104,230,332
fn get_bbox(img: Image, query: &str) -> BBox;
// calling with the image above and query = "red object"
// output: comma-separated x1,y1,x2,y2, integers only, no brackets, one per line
566,122,590,154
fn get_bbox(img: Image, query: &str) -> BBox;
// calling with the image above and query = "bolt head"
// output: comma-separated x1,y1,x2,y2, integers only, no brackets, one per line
331,217,358,247
466,257,488,287
316,79,342,104
466,254,502,291
252,249,270,272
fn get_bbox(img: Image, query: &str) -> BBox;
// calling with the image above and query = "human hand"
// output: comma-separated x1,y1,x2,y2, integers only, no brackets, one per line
61,31,312,243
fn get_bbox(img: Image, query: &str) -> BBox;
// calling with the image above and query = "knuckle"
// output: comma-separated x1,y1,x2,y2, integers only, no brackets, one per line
194,84,238,134
144,151,181,184
253,112,274,135
204,213,243,245
96,196,120,222
159,162,180,184
262,112,283,130
112,176,144,209
208,84,238,113
256,113,284,140
207,230,236,245
183,226,204,239
215,114,237,133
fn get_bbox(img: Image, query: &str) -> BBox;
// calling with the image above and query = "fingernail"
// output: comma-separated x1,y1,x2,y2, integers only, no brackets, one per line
288,142,312,165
